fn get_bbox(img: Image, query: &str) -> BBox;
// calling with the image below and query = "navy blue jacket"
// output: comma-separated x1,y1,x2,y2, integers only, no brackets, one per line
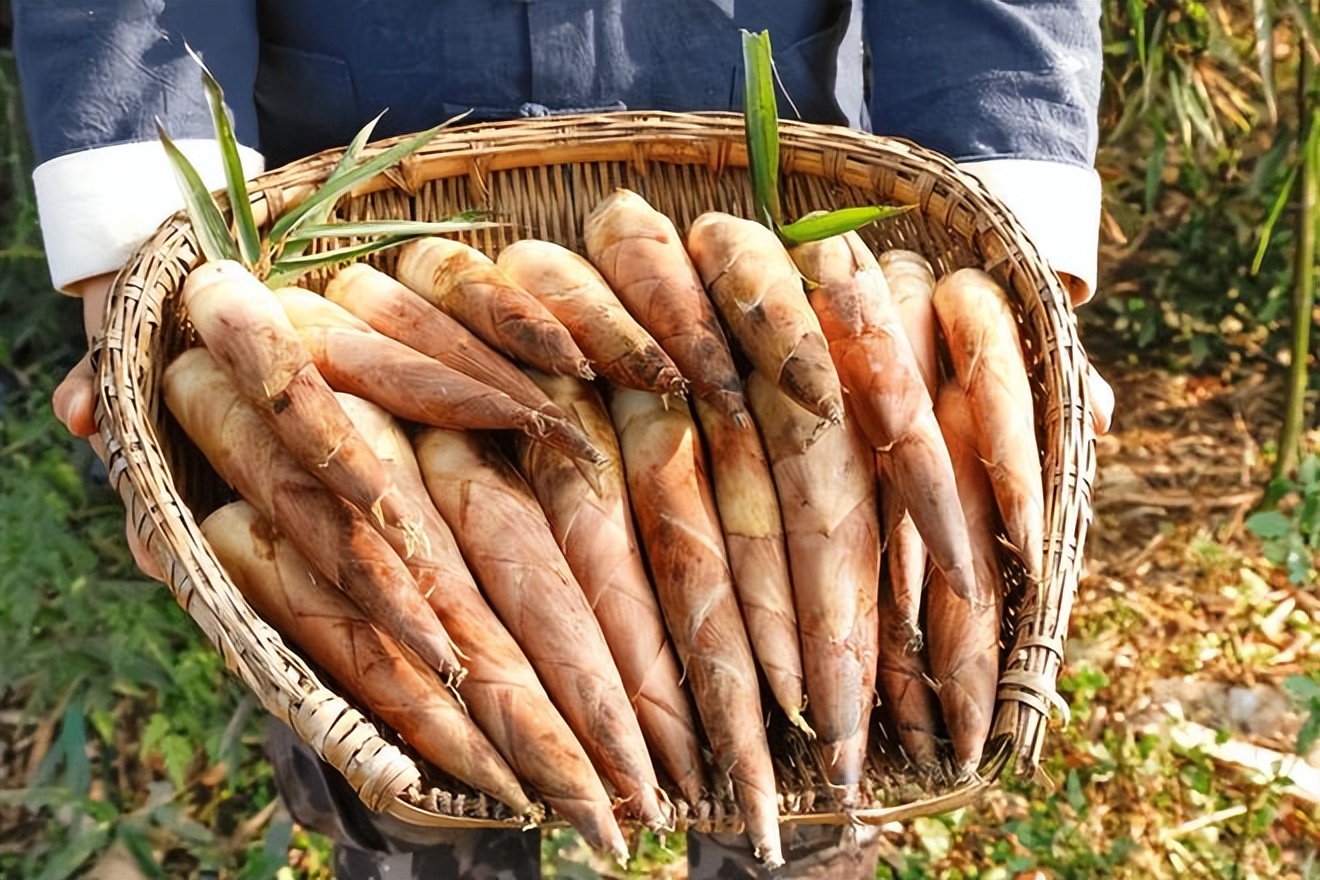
14,1,1101,171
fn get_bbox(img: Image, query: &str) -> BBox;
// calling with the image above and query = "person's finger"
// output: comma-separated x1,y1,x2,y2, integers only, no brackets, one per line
86,433,167,583
1087,362,1114,436
52,353,100,438
1061,273,1092,309
72,273,117,345
55,273,117,438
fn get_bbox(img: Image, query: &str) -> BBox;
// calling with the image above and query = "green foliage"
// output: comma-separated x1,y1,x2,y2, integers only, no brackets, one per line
1091,0,1309,370
777,205,915,245
871,663,1139,878
741,30,783,232
0,51,77,371
159,121,243,264
161,51,496,287
739,29,911,246
542,828,685,878
1088,167,1295,368
1284,674,1320,754
1247,451,1320,583
875,785,1138,879
0,366,283,877
193,47,261,267
1059,662,1113,723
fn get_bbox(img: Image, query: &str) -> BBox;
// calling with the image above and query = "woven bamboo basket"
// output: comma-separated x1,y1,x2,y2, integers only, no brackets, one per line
95,111,1095,834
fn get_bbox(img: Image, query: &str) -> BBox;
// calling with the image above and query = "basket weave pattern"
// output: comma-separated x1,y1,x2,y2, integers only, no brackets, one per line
97,112,1096,830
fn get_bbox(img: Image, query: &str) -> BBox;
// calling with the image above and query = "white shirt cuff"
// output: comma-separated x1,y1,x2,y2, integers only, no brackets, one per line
955,158,1101,303
33,140,266,293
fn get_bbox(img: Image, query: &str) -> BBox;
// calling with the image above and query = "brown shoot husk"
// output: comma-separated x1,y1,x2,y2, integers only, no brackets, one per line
931,267,1044,586
323,263,568,417
516,373,705,805
201,501,531,816
745,371,879,784
334,395,629,850
877,248,938,647
608,388,782,869
932,383,1005,775
880,483,926,651
290,322,605,466
181,260,426,558
413,428,670,835
687,212,843,424
497,239,687,394
691,396,809,735
877,249,940,399
162,348,463,684
876,567,942,770
394,237,594,379
792,232,978,606
583,189,749,425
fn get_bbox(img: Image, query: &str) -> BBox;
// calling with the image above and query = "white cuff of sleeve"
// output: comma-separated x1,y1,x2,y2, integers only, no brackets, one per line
954,158,1101,303
32,140,266,293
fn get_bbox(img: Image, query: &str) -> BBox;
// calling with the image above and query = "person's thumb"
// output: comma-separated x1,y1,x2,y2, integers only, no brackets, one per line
1087,362,1114,435
52,353,100,438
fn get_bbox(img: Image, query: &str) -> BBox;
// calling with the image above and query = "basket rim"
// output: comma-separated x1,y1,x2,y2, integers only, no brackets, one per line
95,109,1096,831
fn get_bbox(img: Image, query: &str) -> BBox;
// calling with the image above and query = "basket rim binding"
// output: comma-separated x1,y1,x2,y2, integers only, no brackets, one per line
94,109,1096,831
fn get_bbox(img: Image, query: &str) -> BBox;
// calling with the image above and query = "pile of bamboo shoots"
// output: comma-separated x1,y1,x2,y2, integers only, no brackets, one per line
169,188,1042,869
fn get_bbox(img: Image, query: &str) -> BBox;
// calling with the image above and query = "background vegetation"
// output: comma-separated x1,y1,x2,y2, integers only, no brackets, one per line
1,1,1318,877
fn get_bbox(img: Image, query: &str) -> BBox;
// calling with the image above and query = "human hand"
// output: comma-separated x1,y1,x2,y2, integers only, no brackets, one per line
52,273,166,581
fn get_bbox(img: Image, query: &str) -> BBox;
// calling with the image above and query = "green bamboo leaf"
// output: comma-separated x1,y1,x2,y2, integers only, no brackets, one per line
33,823,109,880
278,110,388,261
445,207,490,223
265,235,419,286
330,111,388,182
1253,0,1278,124
1166,69,1194,150
1252,161,1298,274
1247,509,1293,539
268,123,445,243
59,697,89,797
1284,673,1320,704
1298,710,1320,753
741,29,782,230
149,802,216,847
1300,452,1320,489
1127,0,1147,69
1182,69,1221,148
1144,124,1168,213
285,218,500,242
116,825,166,880
1141,12,1167,112
157,121,240,263
1248,129,1295,197
777,205,914,245
189,45,260,267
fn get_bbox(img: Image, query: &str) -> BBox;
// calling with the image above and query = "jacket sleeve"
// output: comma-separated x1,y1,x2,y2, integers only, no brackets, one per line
13,0,265,291
863,0,1104,299
13,0,261,162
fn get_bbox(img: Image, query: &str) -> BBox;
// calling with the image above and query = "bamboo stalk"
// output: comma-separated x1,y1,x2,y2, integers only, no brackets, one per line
1276,34,1318,479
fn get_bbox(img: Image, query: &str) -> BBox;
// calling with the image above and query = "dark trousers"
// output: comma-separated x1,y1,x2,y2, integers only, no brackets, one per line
264,719,883,879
